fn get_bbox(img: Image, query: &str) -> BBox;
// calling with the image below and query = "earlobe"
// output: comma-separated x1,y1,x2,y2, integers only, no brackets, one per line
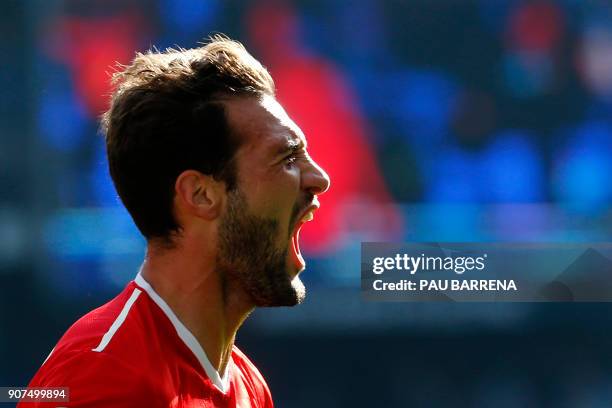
175,170,223,220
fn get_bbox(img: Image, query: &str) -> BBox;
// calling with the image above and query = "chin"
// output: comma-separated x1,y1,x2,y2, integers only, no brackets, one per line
254,275,306,307
289,275,306,304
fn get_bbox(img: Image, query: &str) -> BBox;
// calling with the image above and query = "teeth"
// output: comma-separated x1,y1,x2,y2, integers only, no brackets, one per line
301,211,314,222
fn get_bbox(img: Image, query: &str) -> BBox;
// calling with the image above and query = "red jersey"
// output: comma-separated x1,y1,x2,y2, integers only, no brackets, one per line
19,274,274,408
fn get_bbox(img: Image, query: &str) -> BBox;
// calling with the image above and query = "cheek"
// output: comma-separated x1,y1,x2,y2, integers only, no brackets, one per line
251,168,301,209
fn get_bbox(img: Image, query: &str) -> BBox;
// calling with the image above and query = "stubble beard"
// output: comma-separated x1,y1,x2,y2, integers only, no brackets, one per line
216,188,306,307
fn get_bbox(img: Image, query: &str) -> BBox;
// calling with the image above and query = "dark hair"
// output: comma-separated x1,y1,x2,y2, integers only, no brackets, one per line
101,36,275,243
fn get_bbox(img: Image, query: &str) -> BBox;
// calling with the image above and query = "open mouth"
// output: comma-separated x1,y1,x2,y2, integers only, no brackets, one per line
290,209,315,271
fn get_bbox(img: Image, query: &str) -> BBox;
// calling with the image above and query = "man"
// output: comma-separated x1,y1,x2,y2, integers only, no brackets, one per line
20,36,330,407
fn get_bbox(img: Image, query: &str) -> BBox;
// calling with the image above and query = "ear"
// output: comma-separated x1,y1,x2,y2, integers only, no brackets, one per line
174,170,225,220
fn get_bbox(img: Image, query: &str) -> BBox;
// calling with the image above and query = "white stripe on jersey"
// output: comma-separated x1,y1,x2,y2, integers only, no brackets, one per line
92,288,142,352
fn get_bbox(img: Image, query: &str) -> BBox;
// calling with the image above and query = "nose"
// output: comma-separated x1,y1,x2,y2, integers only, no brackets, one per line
303,158,331,196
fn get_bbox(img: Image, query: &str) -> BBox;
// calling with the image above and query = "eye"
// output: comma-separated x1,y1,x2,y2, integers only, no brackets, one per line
283,153,297,168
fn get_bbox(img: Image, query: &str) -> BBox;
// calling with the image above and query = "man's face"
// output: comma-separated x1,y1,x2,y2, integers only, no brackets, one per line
216,95,330,307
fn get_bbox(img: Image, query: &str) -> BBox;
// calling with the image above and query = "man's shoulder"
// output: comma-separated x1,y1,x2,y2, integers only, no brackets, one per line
51,282,148,354
30,347,142,385
22,282,170,406
21,349,165,407
32,282,162,382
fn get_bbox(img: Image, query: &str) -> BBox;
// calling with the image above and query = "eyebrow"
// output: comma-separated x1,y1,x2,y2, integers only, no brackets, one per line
274,136,305,157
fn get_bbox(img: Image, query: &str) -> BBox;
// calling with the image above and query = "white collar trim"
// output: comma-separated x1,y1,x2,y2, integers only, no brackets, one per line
134,272,230,393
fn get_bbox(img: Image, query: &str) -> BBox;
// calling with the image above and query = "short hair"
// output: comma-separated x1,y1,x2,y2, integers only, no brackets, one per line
101,36,275,243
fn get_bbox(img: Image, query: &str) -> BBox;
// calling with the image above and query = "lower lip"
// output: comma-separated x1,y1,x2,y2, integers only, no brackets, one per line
291,225,305,271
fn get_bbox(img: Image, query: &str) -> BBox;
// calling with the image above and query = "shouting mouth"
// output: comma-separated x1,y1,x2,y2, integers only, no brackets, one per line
290,205,317,271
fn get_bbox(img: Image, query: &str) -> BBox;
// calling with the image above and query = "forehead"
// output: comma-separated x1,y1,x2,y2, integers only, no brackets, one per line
224,95,305,154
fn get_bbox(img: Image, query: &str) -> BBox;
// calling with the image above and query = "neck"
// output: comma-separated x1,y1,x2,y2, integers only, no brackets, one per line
139,238,254,375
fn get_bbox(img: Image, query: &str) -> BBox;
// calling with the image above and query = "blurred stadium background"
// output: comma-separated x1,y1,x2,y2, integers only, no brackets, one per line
2,0,612,406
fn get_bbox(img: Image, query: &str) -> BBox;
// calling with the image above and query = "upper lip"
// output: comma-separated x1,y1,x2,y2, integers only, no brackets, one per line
295,202,320,226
